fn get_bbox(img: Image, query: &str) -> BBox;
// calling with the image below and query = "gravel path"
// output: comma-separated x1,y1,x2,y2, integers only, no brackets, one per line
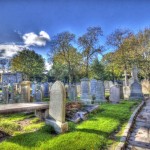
126,99,150,150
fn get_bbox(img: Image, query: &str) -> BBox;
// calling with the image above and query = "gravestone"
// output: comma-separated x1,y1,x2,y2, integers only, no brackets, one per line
7,84,14,104
2,86,8,104
40,83,44,98
20,81,31,103
46,81,68,133
35,89,42,102
129,66,144,100
76,83,81,97
104,81,114,93
43,82,49,97
9,83,17,103
65,84,69,98
68,84,77,101
80,78,92,104
90,79,97,98
49,82,53,96
31,82,37,96
12,83,21,103
129,81,144,100
104,81,109,90
141,79,150,95
109,85,120,103
119,84,124,99
95,80,106,103
123,86,130,99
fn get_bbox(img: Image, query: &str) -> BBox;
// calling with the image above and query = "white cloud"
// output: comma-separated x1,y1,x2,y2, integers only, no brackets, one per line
22,31,50,47
0,44,27,58
45,61,52,70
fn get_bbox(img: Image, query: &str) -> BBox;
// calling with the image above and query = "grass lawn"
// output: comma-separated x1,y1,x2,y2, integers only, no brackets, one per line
0,100,140,150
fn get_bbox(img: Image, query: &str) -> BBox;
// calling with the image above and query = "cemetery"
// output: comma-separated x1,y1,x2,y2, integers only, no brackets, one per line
0,63,149,149
0,1,150,149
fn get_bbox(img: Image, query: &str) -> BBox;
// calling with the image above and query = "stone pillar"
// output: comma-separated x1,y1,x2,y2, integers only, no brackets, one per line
80,78,92,104
20,81,31,103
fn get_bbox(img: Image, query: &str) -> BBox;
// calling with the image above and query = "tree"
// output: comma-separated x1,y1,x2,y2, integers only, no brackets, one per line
102,52,122,81
49,47,83,83
107,29,133,49
49,31,83,83
11,49,45,79
106,28,150,80
107,28,133,71
136,28,150,79
78,27,103,77
90,58,105,80
49,62,68,82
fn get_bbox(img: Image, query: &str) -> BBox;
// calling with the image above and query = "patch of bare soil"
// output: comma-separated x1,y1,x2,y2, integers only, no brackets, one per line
0,131,10,142
17,119,31,128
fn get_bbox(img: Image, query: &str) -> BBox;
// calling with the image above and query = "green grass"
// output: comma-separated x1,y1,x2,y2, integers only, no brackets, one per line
42,98,49,102
0,100,140,150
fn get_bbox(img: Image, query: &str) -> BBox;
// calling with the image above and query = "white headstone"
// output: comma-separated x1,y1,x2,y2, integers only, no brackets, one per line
46,81,68,133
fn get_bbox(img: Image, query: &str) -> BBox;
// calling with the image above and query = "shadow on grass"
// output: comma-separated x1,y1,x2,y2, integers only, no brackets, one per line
76,128,108,137
3,125,55,148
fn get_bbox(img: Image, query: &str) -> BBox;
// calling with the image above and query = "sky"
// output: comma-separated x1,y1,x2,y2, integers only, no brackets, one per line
0,0,150,68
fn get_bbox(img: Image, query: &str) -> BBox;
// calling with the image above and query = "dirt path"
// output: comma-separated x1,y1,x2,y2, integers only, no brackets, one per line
126,99,150,150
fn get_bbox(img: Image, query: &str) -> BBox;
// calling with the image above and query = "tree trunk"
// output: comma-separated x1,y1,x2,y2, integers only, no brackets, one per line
68,62,71,83
86,57,89,78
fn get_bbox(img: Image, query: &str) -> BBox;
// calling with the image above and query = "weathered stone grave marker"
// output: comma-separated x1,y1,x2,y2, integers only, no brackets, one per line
95,80,106,103
130,81,144,100
109,84,120,103
68,84,77,101
35,89,42,102
46,81,68,133
20,81,31,103
2,85,8,104
80,78,92,104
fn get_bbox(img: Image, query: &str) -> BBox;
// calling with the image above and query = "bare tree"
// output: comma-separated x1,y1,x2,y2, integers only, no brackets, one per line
78,27,103,77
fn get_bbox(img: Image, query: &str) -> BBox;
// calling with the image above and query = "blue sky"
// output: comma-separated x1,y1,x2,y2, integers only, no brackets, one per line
0,0,150,63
